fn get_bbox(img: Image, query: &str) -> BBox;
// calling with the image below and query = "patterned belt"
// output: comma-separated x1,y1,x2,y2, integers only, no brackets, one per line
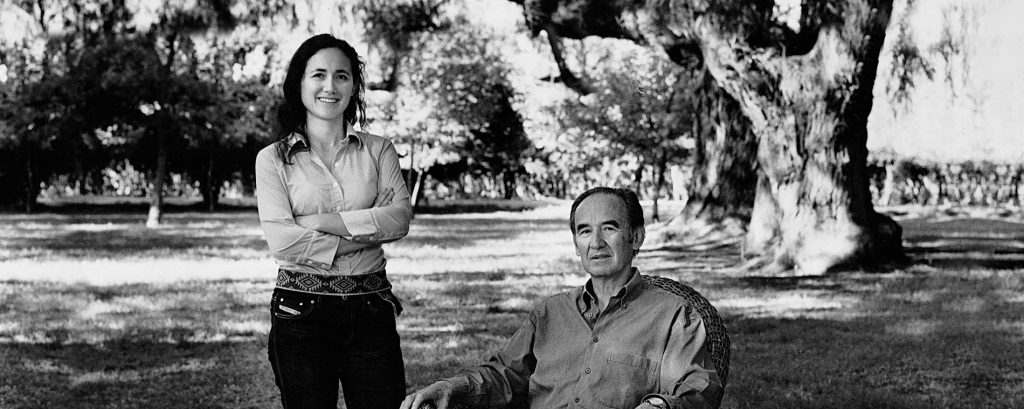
276,269,392,295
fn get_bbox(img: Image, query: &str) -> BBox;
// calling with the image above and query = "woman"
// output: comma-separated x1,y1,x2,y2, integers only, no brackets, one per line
255,34,412,409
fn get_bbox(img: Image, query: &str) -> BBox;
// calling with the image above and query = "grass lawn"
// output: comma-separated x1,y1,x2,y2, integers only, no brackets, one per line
1,201,1023,408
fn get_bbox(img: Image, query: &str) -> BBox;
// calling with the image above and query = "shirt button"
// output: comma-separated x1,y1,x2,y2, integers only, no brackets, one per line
592,336,599,343
584,368,591,374
622,303,628,310
574,397,580,403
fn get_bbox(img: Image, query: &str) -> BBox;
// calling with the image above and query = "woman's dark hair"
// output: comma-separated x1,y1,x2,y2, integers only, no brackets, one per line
273,34,366,163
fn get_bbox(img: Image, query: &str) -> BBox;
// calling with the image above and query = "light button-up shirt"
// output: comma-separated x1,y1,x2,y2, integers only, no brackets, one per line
255,127,411,276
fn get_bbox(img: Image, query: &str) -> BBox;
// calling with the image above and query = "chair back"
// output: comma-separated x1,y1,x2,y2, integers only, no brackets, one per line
642,275,731,395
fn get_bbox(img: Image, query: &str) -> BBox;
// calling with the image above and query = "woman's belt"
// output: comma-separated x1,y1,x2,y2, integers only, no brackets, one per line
276,268,391,295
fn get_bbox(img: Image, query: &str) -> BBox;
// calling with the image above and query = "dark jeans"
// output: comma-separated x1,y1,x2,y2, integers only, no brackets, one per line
268,288,406,409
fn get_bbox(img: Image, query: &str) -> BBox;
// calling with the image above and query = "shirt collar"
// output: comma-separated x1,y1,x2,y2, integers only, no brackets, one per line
284,124,362,156
578,267,645,311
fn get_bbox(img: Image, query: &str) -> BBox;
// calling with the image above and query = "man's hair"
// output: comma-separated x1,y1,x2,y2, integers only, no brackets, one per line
569,187,644,234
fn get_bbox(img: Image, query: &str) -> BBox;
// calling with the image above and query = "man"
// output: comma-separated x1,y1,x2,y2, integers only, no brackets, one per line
401,187,722,409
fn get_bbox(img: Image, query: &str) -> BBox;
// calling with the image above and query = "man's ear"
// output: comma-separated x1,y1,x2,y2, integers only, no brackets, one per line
631,226,645,252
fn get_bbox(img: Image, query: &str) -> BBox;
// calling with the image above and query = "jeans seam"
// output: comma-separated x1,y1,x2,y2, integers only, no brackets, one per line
269,325,290,409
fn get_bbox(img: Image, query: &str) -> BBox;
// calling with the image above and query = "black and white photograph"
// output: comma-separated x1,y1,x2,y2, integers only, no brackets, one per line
1,0,1022,408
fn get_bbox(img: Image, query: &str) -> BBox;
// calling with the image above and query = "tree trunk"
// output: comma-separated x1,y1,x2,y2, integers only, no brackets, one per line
146,130,167,228
632,162,644,200
502,171,516,200
879,161,896,206
697,19,904,274
652,149,669,222
24,150,36,213
516,0,905,274
410,168,425,212
650,73,757,244
203,149,219,212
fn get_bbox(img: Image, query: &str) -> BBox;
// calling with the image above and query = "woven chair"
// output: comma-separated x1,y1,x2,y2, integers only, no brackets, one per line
642,275,731,403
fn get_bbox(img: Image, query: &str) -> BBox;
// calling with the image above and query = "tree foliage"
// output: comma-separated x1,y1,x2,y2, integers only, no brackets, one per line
553,43,693,195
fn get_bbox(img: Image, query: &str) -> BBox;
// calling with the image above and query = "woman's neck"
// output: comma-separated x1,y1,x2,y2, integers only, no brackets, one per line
304,116,347,146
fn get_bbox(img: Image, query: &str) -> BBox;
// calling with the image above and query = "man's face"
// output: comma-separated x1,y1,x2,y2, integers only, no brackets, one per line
572,194,643,280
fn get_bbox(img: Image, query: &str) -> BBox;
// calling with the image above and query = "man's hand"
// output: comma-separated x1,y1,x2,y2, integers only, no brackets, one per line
400,380,454,409
373,187,395,207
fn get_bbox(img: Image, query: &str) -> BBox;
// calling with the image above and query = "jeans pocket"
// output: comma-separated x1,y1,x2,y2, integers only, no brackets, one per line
271,289,319,320
373,290,404,317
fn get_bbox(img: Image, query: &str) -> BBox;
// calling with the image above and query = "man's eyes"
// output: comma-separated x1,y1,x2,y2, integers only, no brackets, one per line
577,226,617,235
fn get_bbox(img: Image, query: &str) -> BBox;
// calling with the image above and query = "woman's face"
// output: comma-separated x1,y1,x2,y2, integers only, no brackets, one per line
300,47,354,124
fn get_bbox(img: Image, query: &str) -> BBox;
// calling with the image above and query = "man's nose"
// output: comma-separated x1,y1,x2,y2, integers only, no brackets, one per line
590,231,607,248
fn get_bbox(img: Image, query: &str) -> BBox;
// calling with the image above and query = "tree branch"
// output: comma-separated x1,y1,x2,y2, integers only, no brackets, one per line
544,27,593,95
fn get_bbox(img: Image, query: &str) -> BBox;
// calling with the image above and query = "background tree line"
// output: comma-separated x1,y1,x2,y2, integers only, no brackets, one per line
1,0,1018,275
0,0,699,221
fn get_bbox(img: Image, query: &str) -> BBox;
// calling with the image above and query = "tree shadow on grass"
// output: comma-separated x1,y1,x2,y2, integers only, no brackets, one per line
641,215,1024,278
0,338,279,409
724,316,1023,409
6,230,268,255
413,199,559,214
20,201,259,215
392,217,567,249
722,269,1024,409
901,217,1024,270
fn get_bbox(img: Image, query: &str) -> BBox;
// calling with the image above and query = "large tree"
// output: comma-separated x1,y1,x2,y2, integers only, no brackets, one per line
653,70,758,243
516,0,904,274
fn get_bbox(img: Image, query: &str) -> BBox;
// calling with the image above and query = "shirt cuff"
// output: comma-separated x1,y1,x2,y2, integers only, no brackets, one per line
438,375,474,401
339,208,377,240
301,231,341,268
647,379,720,409
642,394,672,409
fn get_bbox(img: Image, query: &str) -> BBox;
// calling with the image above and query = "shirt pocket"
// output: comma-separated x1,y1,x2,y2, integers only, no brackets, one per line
594,352,658,409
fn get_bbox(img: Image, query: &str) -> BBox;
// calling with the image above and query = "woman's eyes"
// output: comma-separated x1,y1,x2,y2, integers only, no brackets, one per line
309,73,348,80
